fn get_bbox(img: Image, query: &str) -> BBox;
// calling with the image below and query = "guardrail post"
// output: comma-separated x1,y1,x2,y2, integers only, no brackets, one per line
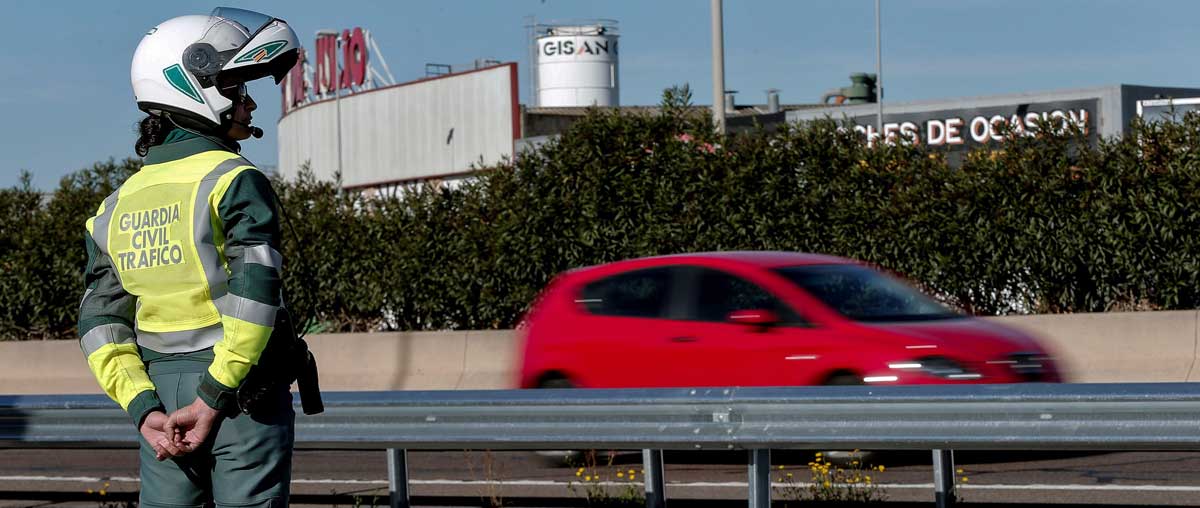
387,448,410,508
748,449,770,508
932,449,957,508
642,449,666,508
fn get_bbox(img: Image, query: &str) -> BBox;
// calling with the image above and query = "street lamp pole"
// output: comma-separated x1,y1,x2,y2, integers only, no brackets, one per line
711,0,726,134
317,29,343,178
875,0,883,141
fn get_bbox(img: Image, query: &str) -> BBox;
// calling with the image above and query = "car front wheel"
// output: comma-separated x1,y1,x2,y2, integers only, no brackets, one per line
822,372,876,466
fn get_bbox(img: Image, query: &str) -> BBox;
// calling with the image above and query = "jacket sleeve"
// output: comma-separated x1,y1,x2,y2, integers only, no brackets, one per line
197,168,284,410
79,230,163,428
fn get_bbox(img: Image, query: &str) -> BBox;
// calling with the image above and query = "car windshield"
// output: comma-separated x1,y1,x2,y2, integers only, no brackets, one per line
772,264,961,322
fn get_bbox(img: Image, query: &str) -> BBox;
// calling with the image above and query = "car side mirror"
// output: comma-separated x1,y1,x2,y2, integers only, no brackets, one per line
726,309,779,329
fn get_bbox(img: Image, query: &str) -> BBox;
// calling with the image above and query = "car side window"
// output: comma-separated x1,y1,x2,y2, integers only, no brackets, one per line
578,267,672,319
688,268,806,325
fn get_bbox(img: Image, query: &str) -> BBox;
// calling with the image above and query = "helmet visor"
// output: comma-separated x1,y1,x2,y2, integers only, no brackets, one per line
204,7,299,85
209,7,275,40
185,7,275,82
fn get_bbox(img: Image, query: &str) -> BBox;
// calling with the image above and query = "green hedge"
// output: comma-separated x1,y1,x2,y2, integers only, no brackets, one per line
4,88,1200,340
1,160,136,340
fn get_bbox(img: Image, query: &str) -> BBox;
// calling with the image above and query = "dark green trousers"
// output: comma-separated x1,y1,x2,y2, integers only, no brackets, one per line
139,355,294,508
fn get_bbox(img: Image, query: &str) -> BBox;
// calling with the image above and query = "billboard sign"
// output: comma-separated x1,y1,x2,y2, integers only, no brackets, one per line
281,27,372,114
826,99,1098,149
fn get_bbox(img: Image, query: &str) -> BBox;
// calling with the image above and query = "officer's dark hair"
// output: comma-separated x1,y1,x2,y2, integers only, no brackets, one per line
134,114,173,157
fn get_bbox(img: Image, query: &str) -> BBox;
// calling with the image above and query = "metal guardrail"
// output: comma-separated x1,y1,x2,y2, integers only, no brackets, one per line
3,383,1200,508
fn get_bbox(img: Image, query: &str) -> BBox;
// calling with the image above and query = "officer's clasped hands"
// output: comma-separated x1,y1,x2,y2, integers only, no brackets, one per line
161,398,224,457
139,411,184,461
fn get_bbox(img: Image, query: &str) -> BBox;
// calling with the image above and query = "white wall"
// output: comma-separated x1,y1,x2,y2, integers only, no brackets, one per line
278,63,518,188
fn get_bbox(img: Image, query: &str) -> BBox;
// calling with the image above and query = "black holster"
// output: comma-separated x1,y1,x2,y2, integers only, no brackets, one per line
295,340,325,415
236,308,324,415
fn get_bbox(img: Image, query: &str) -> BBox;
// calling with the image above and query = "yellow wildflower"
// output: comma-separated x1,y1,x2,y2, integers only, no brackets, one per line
86,489,94,494
617,472,624,478
877,465,885,472
629,469,635,475
585,476,592,481
865,475,872,482
823,481,831,488
576,471,582,477
786,473,793,478
956,468,964,474
778,465,786,470
961,477,969,483
815,452,823,457
99,490,107,496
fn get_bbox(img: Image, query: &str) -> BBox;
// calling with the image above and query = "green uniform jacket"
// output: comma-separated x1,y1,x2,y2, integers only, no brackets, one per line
78,130,284,426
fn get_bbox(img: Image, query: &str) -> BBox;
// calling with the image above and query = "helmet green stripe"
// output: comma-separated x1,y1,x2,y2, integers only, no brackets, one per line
163,64,205,104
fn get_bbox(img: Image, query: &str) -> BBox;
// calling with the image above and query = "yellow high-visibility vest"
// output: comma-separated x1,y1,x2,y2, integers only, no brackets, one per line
80,140,282,420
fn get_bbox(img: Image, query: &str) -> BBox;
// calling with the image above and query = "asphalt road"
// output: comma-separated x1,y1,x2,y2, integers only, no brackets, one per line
1,449,1199,506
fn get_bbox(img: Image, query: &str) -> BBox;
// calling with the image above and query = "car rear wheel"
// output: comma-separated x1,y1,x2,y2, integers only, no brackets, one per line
536,376,581,465
538,377,575,389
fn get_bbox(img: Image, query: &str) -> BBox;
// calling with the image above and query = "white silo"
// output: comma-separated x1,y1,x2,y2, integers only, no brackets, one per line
535,20,619,107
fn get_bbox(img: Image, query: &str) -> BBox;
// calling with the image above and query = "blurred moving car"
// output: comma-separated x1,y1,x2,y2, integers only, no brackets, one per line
518,251,1061,389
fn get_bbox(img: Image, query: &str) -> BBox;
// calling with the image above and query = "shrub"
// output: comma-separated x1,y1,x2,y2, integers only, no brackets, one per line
4,88,1200,339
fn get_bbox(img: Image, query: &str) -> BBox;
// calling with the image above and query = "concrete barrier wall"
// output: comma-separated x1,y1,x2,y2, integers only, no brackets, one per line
986,310,1199,383
2,310,1196,395
304,330,516,391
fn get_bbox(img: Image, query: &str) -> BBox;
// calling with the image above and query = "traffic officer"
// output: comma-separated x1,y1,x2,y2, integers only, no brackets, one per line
79,8,303,507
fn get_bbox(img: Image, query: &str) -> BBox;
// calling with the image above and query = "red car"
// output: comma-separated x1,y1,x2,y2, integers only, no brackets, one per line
517,251,1061,389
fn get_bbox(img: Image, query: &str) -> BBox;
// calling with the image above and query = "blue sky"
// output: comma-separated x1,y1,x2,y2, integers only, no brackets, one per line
4,0,1200,190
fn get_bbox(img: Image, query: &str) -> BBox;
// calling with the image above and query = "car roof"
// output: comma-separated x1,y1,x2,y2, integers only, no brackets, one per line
569,251,859,275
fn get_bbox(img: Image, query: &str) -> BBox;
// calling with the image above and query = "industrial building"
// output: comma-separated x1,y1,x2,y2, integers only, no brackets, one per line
278,20,629,191
276,21,1200,192
787,84,1200,151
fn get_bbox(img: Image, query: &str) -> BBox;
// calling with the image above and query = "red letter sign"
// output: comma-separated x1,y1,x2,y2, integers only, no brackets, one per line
340,27,368,89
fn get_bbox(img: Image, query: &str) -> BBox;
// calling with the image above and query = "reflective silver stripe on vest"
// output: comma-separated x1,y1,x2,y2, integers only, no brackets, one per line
90,189,121,255
193,158,250,304
79,323,135,356
215,293,278,328
78,287,95,314
136,323,224,354
242,244,283,271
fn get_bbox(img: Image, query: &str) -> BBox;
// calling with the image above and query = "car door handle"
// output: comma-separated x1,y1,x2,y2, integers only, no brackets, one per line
669,336,698,343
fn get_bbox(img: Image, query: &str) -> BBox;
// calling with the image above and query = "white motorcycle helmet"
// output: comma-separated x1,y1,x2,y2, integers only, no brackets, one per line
131,7,299,131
